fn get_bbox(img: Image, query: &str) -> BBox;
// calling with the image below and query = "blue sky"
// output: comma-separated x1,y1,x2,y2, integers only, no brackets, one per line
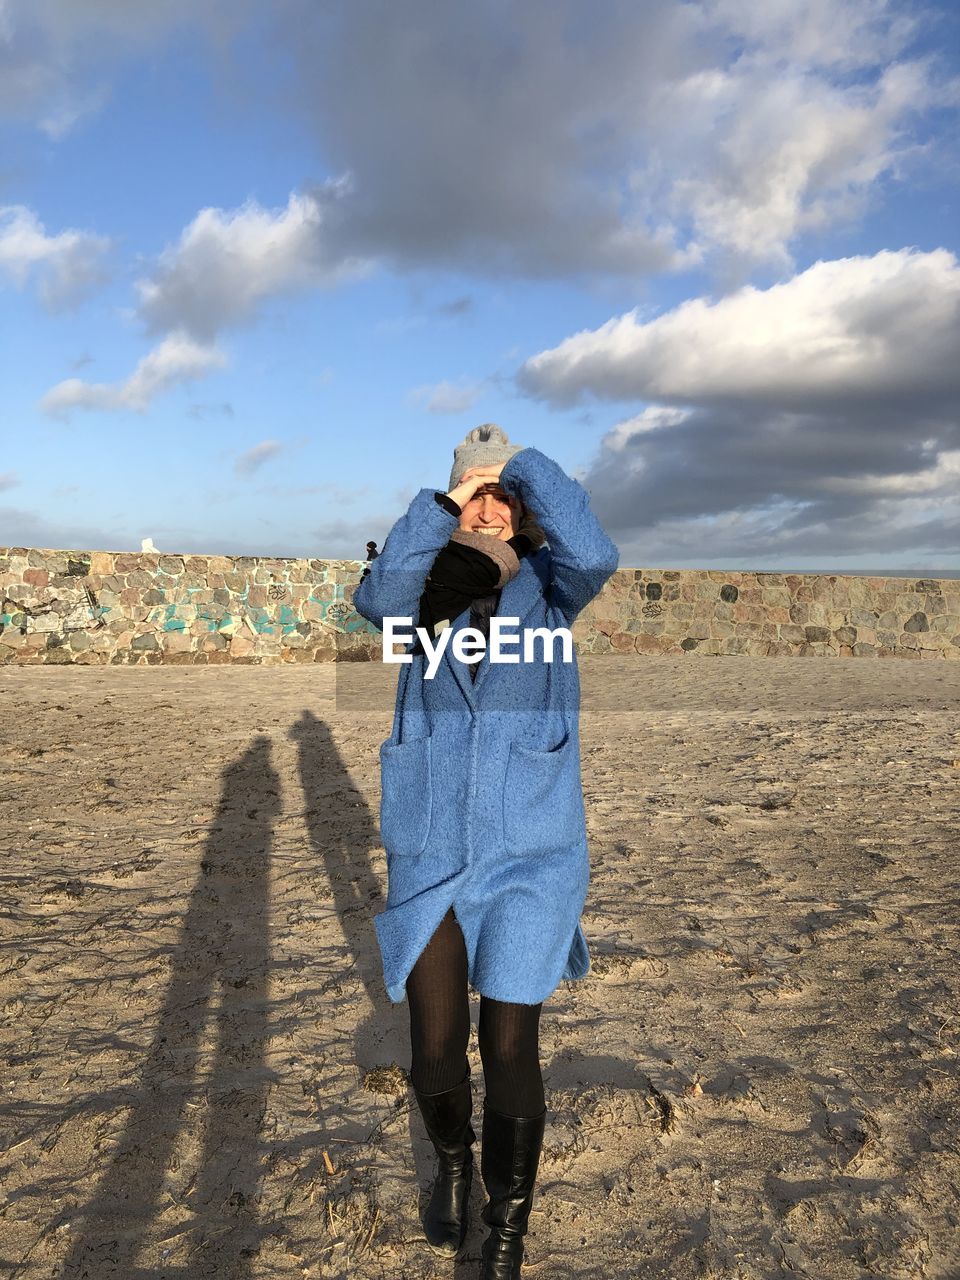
1,0,958,571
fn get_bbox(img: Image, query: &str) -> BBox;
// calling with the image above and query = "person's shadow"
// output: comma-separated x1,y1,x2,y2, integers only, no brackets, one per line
290,708,481,1273
60,737,281,1279
288,709,404,1069
57,707,465,1276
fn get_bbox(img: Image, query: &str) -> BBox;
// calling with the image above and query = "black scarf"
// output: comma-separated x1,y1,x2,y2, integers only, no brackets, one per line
410,532,534,676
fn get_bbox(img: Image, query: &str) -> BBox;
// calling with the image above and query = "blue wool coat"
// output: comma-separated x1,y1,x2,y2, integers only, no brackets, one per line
353,447,619,1005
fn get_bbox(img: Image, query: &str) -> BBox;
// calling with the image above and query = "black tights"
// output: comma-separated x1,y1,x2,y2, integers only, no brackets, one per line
405,906,545,1117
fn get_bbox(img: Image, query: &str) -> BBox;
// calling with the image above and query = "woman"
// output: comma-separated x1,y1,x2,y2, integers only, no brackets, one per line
353,424,619,1277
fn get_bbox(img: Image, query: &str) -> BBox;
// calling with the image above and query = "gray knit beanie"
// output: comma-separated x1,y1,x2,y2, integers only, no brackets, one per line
448,423,522,491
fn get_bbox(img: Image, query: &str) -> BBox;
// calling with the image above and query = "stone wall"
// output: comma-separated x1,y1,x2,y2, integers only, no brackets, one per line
1,546,958,663
574,569,960,660
0,548,373,665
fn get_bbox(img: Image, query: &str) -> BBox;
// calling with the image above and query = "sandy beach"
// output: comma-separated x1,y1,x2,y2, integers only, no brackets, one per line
1,655,958,1280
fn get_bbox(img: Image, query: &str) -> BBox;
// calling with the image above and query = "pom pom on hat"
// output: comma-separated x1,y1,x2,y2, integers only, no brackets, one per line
448,423,522,491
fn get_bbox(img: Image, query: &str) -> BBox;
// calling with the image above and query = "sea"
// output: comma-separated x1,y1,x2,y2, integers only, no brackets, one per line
692,568,960,579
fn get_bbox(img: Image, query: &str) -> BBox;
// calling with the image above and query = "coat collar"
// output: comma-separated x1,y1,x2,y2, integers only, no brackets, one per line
444,549,550,707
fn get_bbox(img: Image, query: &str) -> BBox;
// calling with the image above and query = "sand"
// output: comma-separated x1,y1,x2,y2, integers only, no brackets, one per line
1,655,958,1280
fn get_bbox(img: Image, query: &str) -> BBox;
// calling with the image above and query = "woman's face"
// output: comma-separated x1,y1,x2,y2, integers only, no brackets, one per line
458,484,522,541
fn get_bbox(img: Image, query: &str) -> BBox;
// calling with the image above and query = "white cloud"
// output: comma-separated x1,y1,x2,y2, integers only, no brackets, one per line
819,448,960,495
235,440,284,476
519,248,960,407
603,407,691,452
0,501,129,554
700,0,920,72
40,332,226,417
523,246,960,564
282,0,955,278
0,0,251,135
611,486,960,568
39,187,371,414
663,59,935,271
411,379,484,414
569,390,960,564
37,85,110,140
187,401,234,420
136,188,372,341
0,471,19,492
0,205,110,307
309,514,394,560
5,2,957,282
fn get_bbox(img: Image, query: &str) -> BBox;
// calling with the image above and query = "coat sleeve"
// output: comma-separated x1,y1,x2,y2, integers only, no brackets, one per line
352,488,459,631
498,447,620,624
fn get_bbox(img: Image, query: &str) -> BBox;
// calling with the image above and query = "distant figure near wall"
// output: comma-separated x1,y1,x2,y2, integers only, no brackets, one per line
360,541,379,582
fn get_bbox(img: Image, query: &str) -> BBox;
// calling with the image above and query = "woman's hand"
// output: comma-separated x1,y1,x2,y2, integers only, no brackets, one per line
445,463,506,511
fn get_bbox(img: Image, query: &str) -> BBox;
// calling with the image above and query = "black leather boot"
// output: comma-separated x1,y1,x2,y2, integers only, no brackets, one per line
479,1099,547,1279
412,1066,476,1257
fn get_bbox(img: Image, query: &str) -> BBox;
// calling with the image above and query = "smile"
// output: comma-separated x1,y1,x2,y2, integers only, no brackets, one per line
472,527,505,535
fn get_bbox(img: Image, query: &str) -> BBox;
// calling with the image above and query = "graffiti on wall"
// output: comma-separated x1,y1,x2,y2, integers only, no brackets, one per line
0,566,107,636
0,560,373,639
147,580,370,636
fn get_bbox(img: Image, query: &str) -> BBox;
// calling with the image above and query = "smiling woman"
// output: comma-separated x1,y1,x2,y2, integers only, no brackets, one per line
352,423,619,1277
456,478,520,539
406,443,547,664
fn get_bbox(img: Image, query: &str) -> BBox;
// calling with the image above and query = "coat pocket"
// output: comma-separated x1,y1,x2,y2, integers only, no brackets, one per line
503,731,585,855
379,736,432,857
